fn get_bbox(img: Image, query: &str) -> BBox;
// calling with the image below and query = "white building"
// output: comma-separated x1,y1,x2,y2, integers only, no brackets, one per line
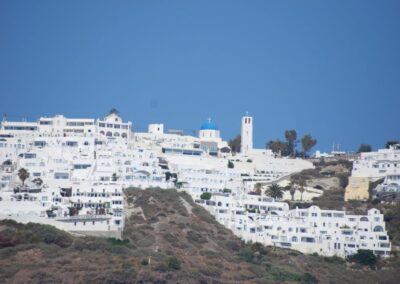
97,110,132,140
0,111,170,237
1,111,391,258
352,145,400,180
241,114,253,155
0,181,124,237
1,110,132,141
193,191,391,258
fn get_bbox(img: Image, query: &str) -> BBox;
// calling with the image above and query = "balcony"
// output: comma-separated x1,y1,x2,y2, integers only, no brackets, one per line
56,215,111,222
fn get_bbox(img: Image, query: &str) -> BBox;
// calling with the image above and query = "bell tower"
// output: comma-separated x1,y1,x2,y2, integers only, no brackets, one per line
241,113,253,154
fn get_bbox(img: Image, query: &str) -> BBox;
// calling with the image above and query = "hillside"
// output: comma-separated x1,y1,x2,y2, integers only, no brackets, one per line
290,159,400,248
0,187,399,283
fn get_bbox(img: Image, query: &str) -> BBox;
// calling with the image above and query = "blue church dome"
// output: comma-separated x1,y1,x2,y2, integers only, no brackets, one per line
200,119,218,130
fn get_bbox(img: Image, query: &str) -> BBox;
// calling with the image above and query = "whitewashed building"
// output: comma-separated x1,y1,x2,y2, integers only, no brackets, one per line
194,191,391,258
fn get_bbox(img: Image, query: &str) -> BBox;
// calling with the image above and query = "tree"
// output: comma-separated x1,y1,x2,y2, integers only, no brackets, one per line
220,146,231,153
18,168,29,186
266,140,289,156
228,135,241,153
385,140,399,149
301,134,317,157
266,183,284,200
284,130,297,157
289,181,296,201
227,160,234,169
298,179,306,201
357,144,372,153
347,250,377,268
200,192,212,200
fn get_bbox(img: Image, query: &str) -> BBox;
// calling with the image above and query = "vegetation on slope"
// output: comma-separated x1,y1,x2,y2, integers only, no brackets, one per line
0,187,399,283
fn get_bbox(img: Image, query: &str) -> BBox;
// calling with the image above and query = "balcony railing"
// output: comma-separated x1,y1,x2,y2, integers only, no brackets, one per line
56,214,111,221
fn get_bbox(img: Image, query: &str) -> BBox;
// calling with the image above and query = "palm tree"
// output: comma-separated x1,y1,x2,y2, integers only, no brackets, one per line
266,183,284,200
298,179,306,201
18,168,29,186
289,181,296,201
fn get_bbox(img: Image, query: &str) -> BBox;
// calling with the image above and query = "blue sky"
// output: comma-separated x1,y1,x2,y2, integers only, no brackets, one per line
1,1,399,152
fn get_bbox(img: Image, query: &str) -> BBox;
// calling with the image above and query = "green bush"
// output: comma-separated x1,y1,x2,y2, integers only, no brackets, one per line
200,192,212,200
167,256,181,270
107,238,130,246
141,259,149,266
224,240,241,251
347,250,377,267
371,198,381,205
239,246,256,263
322,255,345,264
251,242,268,255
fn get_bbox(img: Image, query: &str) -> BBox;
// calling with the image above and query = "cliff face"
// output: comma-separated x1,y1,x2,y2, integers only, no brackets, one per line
0,188,399,283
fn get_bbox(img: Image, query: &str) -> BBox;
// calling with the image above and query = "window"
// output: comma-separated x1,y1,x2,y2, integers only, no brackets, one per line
54,172,69,179
66,141,78,147
301,237,315,243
